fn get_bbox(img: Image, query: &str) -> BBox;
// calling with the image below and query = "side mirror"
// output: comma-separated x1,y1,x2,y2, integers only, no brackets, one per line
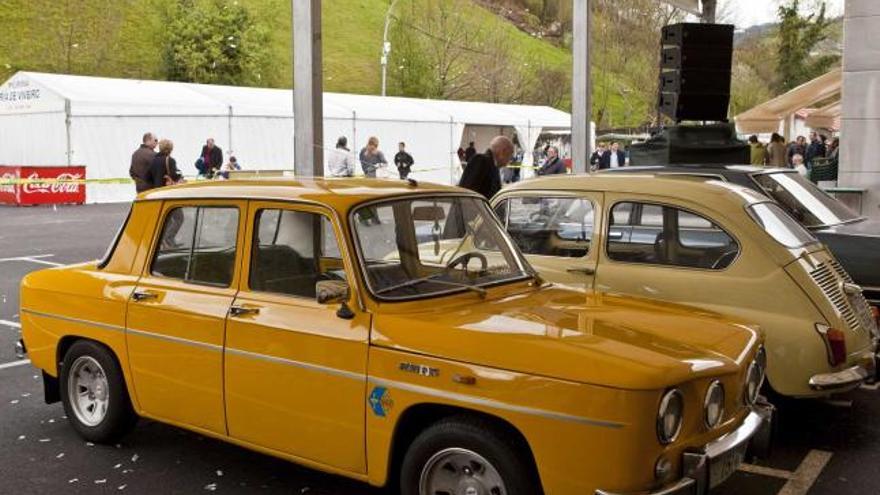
316,280,350,305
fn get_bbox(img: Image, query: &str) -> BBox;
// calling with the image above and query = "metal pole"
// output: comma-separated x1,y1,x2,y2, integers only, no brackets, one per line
701,0,717,23
293,0,324,177
571,0,591,174
381,0,400,97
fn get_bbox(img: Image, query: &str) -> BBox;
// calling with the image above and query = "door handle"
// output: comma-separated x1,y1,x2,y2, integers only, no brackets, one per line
229,305,260,317
131,290,157,302
608,231,624,240
566,267,596,275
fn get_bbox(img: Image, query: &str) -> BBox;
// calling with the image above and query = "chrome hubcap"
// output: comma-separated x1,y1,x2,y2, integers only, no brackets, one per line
67,356,109,427
419,448,506,495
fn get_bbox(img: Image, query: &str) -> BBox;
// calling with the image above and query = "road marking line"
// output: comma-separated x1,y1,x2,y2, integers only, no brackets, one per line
777,450,833,495
0,319,21,329
20,257,63,267
0,359,30,370
738,463,794,479
0,254,55,262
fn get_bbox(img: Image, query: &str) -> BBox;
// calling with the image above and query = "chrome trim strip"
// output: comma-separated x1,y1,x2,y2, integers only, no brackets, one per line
595,478,695,495
808,364,870,391
369,377,624,429
126,327,223,352
20,309,125,333
704,410,763,459
224,347,365,381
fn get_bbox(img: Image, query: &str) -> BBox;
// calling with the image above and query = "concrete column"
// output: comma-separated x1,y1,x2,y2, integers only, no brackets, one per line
841,0,880,219
571,0,591,174
293,0,324,177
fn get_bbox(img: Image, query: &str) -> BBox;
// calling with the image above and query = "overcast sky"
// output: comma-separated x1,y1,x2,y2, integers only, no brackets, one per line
717,0,844,28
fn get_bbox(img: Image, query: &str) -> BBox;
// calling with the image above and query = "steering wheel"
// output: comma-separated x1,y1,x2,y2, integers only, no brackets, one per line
445,252,488,275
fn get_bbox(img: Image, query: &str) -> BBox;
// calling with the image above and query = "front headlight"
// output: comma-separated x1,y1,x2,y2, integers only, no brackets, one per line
744,347,767,406
704,380,725,428
657,388,684,444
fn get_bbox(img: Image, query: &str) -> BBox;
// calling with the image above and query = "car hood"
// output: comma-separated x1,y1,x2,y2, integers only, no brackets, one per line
371,287,759,390
814,219,880,287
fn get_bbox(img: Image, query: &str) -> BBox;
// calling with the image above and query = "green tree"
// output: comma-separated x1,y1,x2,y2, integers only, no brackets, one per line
162,0,271,85
776,0,838,92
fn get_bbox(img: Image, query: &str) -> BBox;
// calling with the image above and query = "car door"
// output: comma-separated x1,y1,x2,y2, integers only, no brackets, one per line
126,200,244,435
596,194,744,309
224,201,370,473
494,191,603,289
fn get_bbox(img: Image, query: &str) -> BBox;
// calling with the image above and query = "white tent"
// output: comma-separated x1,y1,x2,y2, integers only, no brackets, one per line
0,72,572,203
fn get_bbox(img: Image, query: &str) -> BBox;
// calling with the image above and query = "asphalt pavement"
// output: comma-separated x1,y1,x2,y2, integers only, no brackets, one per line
1,203,879,494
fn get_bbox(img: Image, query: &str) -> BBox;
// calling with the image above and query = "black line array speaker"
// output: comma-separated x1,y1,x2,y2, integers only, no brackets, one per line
659,23,734,122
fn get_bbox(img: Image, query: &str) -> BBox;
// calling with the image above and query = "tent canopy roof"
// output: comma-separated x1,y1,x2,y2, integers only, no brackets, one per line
3,71,571,128
734,69,841,134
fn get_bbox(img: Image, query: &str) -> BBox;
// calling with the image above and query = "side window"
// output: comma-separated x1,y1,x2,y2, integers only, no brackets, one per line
152,206,239,286
250,209,344,298
505,196,594,257
607,202,738,270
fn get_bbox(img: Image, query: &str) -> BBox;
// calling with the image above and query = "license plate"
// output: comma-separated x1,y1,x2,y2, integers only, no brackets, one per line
710,442,748,488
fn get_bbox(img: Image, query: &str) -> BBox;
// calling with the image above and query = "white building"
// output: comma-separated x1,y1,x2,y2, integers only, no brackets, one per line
0,72,572,203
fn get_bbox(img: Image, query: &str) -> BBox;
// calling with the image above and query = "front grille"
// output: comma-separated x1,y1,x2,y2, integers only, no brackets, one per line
810,259,878,335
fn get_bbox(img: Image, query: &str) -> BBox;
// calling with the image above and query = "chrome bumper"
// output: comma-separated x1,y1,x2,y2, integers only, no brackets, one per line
596,404,773,495
14,339,26,359
808,364,871,392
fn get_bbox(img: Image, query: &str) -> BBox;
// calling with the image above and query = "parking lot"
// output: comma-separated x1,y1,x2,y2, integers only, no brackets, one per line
1,203,879,494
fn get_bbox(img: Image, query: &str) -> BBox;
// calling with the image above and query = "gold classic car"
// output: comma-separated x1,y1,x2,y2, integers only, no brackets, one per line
19,178,772,495
493,174,879,400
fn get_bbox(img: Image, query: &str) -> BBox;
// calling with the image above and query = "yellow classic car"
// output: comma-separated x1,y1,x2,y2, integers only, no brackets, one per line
493,174,879,400
19,178,772,495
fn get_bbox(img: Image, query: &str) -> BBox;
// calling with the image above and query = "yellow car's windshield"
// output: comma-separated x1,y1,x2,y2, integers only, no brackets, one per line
352,195,530,300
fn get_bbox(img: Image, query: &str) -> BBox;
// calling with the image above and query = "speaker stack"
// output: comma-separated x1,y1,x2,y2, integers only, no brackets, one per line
658,23,734,122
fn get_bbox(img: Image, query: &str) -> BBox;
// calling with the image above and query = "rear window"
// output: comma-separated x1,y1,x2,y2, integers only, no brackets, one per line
747,202,818,248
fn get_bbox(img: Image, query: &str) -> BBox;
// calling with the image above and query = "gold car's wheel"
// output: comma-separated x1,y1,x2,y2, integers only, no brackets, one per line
419,447,506,495
60,340,137,443
400,416,539,495
67,356,110,427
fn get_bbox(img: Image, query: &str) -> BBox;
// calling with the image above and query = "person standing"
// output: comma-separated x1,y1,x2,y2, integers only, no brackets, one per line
464,141,477,163
394,142,415,180
458,136,514,199
787,135,807,166
359,136,388,178
791,153,808,177
536,146,567,175
805,131,827,167
598,142,626,169
130,132,158,193
748,135,767,166
589,143,607,170
146,139,183,189
328,136,356,177
201,138,224,178
766,133,787,168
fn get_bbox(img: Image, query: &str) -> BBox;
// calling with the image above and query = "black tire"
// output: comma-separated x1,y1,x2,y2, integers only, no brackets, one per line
400,415,540,495
59,340,137,443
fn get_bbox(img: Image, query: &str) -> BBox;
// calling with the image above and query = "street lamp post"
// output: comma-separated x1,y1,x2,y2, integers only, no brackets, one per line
381,0,400,97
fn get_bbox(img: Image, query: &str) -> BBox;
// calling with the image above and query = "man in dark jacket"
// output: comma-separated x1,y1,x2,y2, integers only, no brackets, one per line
394,142,415,179
129,132,158,193
804,131,827,167
598,142,626,169
464,142,477,163
536,146,567,175
458,136,513,199
589,143,606,170
201,138,224,177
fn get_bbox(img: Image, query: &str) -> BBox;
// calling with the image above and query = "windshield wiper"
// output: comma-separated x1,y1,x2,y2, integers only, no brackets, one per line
375,274,487,298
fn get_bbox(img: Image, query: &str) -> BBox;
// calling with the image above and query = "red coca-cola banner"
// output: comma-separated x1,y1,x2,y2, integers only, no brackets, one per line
0,165,86,206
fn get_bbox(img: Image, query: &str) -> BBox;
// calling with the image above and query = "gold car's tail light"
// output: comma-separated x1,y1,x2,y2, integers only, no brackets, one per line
816,324,848,366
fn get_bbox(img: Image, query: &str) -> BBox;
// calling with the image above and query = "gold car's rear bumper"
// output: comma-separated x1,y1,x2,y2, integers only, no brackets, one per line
596,404,773,495
808,364,872,392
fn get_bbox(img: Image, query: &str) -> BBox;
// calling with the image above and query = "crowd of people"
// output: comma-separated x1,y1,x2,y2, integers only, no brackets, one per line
748,130,839,177
129,132,242,193
327,135,415,180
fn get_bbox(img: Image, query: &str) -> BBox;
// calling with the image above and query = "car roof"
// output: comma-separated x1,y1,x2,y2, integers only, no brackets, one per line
604,164,793,175
138,177,477,210
500,173,770,207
